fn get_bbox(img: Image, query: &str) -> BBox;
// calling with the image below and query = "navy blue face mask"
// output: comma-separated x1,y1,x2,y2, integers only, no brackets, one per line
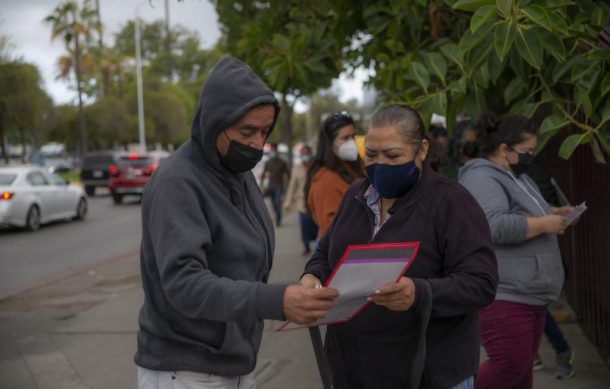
366,160,421,199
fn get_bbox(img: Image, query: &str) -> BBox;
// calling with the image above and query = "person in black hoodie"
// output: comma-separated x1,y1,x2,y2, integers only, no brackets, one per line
134,57,338,388
302,105,498,389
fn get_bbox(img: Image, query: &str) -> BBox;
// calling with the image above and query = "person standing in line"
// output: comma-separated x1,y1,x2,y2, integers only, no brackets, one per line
283,145,318,255
301,105,498,389
134,56,338,389
304,111,366,238
459,113,574,389
263,143,290,226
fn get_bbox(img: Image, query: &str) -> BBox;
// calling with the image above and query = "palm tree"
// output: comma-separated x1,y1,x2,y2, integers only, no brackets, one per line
45,0,97,157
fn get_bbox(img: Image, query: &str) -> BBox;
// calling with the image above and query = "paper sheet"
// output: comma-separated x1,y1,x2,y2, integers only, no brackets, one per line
566,201,587,225
277,242,419,332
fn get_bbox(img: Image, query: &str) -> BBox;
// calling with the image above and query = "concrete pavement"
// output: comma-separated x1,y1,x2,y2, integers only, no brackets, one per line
0,212,608,388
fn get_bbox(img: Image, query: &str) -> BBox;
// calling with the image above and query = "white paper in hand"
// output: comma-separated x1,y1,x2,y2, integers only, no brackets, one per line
277,242,419,332
566,201,587,226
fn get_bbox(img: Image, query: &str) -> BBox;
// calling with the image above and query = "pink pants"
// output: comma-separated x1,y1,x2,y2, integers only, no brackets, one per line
475,300,547,389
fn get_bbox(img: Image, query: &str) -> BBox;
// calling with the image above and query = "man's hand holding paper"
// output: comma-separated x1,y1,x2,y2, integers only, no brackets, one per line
282,284,339,325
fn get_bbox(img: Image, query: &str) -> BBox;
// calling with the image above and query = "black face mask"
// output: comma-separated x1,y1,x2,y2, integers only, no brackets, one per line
219,131,263,173
509,150,535,176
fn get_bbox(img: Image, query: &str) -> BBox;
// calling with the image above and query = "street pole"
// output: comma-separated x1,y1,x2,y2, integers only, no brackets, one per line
135,5,146,153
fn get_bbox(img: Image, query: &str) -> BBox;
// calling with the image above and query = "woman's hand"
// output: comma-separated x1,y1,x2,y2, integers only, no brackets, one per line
551,206,574,217
300,274,322,289
543,214,567,235
369,277,416,311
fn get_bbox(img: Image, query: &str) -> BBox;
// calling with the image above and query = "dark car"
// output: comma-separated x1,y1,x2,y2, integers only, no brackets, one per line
108,153,157,204
80,151,122,196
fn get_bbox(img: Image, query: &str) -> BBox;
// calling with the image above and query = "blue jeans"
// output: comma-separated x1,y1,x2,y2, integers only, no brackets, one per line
544,308,569,354
452,376,474,389
298,212,318,252
266,187,283,226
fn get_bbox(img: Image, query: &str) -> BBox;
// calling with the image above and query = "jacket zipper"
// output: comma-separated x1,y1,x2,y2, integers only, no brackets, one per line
355,194,378,244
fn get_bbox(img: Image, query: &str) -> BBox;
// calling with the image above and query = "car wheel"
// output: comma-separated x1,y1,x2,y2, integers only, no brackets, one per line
75,197,87,220
85,185,95,196
112,192,123,204
26,205,41,231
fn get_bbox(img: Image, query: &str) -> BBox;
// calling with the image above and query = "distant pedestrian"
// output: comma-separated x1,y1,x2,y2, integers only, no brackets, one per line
304,111,365,238
283,145,318,255
262,143,290,226
134,57,338,389
459,112,574,389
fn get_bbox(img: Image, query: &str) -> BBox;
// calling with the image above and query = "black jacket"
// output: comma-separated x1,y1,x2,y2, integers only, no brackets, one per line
304,162,498,389
134,57,286,376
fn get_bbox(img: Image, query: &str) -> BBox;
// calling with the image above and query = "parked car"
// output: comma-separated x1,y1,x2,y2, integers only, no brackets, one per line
146,150,170,169
0,166,87,231
80,151,122,196
108,152,168,204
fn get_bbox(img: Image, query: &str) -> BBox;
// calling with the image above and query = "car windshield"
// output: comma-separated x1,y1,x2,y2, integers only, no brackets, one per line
0,173,17,185
117,157,152,168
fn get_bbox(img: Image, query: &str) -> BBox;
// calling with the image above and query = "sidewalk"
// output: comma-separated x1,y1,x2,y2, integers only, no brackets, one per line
0,212,608,389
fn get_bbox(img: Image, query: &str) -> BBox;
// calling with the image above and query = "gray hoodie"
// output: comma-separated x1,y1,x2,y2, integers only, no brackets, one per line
458,158,563,306
134,57,287,376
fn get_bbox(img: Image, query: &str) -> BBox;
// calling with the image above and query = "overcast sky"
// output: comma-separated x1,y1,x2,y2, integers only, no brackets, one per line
0,0,365,106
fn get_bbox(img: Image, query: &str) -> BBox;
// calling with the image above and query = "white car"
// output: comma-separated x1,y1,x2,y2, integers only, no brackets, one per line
0,166,87,231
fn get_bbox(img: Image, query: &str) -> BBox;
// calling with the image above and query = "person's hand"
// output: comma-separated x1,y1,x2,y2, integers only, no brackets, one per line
552,206,574,217
283,285,338,325
300,274,322,289
543,214,567,235
368,277,416,312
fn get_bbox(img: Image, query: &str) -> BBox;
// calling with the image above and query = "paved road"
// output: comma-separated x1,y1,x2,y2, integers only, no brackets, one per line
0,193,143,299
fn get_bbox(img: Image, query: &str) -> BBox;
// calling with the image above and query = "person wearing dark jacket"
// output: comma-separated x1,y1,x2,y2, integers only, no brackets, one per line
134,57,338,388
301,105,498,389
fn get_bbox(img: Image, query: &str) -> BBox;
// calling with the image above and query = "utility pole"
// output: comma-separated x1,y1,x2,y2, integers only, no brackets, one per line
164,0,172,81
135,5,146,153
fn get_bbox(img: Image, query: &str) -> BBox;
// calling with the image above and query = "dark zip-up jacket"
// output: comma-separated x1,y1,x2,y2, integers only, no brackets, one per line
134,57,287,376
304,162,498,389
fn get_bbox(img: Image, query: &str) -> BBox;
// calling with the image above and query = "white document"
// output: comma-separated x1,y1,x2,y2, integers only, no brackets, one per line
278,242,419,332
566,201,587,226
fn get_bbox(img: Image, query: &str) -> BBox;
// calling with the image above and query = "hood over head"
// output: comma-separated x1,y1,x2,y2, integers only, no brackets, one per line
191,56,280,172
458,157,510,181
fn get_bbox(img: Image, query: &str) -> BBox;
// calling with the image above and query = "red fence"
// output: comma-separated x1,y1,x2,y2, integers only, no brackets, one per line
536,121,610,362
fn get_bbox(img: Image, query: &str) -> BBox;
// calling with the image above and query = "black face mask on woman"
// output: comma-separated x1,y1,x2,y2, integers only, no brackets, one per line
509,149,535,176
219,131,263,173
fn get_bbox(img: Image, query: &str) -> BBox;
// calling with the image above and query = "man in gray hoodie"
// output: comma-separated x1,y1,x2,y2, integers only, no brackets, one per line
134,57,338,388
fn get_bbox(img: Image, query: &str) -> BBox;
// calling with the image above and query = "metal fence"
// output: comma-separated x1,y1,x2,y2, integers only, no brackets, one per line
535,112,610,362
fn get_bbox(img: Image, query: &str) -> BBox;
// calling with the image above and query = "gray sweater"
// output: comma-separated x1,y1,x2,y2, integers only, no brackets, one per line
134,57,287,376
459,158,563,306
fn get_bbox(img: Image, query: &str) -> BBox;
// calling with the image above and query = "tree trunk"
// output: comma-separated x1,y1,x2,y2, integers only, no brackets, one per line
281,94,293,169
117,70,124,98
18,126,26,164
74,33,87,157
0,103,7,163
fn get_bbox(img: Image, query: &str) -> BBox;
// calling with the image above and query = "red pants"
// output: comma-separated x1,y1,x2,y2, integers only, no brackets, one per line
475,300,547,389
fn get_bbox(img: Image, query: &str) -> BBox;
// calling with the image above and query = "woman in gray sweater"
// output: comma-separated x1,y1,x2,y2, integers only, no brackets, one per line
459,113,574,389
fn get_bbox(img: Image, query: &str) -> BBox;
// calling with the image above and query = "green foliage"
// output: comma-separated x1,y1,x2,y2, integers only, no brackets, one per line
39,0,222,153
315,0,610,162
0,62,52,159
